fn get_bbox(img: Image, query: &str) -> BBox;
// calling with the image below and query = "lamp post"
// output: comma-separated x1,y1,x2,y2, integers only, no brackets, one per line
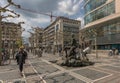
27,31,34,54
88,29,98,58
93,34,98,58
0,0,20,65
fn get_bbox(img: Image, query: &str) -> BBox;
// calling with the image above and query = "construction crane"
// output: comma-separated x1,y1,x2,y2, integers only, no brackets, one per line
16,7,57,22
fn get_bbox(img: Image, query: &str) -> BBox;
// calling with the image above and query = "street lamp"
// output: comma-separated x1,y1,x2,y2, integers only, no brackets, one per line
27,31,34,54
93,34,98,58
88,29,98,58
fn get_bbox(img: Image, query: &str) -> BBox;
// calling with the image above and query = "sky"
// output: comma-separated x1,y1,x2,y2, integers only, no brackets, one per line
0,0,84,42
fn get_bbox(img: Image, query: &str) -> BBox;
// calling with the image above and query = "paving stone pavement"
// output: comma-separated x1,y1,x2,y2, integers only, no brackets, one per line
74,68,109,80
1,52,120,83
45,73,85,83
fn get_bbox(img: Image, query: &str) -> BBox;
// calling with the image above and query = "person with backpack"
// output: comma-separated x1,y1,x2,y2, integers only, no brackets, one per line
16,46,27,76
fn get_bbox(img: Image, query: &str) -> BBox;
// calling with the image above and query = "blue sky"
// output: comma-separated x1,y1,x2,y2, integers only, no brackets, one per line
0,0,84,39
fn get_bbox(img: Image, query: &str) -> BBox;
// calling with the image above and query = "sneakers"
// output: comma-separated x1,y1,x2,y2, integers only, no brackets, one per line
20,72,23,76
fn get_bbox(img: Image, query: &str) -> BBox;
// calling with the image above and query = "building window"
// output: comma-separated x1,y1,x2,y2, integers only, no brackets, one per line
116,23,120,33
85,1,115,25
55,24,59,32
85,0,107,14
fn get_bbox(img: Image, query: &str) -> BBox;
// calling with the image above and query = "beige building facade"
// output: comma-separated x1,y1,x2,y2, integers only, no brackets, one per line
1,22,22,49
82,0,120,51
29,33,34,48
34,27,43,48
43,17,80,53
29,27,43,49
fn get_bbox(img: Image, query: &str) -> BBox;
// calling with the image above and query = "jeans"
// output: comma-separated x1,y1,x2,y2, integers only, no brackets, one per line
19,63,23,72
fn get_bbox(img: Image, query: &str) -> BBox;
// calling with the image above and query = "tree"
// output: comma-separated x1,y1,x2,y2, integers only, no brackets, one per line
0,0,20,65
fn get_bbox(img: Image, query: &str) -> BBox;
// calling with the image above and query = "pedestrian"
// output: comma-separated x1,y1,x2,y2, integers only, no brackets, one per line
5,49,10,64
64,47,68,58
38,48,43,57
2,49,9,65
1,49,5,65
108,49,113,56
58,47,62,56
16,46,28,76
115,49,119,55
112,48,115,56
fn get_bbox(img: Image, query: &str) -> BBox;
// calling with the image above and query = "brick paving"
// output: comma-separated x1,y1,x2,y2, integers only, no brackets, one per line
0,52,120,83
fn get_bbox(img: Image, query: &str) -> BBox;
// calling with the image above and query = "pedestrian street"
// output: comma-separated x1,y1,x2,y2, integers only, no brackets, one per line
0,53,120,83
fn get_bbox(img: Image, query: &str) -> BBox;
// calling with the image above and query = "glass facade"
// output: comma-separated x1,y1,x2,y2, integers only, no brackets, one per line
81,20,120,51
84,1,115,25
83,0,120,52
104,22,118,34
97,34,120,51
63,25,79,33
97,21,120,44
84,0,89,3
85,0,107,14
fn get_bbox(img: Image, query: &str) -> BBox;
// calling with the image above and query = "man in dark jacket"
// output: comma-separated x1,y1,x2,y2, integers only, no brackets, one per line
17,47,27,76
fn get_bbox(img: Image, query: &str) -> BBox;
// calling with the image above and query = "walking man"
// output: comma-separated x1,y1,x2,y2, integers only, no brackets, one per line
16,46,27,76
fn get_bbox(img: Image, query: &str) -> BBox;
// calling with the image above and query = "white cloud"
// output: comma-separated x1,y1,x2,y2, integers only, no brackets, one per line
5,15,32,36
76,17,83,21
76,16,84,28
0,0,7,6
58,0,83,15
5,14,50,37
1,0,84,39
22,31,30,38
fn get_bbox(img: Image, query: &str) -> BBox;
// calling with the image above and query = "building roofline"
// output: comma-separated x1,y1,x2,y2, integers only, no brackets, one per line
44,16,81,30
1,21,18,26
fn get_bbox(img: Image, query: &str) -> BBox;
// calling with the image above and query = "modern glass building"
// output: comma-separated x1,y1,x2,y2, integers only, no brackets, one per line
83,0,120,51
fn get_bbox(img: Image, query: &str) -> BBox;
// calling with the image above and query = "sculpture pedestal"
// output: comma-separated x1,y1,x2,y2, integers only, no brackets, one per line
56,57,94,67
